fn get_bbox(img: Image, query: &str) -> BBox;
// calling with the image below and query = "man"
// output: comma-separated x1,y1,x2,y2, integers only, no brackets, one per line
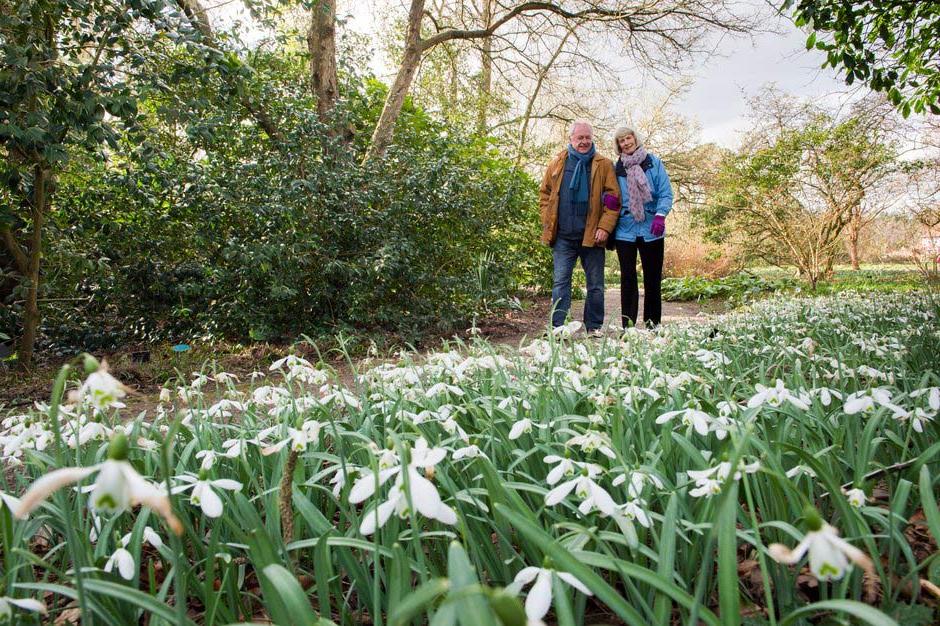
539,120,620,334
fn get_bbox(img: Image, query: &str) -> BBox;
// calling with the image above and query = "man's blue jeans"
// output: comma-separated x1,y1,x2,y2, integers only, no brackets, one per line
551,237,605,330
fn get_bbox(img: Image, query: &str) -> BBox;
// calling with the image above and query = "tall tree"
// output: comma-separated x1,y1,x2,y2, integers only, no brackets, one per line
307,0,338,121
783,0,940,116
0,0,198,366
364,0,756,162
699,91,900,287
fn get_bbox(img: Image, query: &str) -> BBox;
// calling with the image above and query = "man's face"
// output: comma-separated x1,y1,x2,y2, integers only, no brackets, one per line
569,124,594,153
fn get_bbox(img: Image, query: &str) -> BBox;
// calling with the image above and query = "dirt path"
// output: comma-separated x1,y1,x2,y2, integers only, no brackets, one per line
0,291,706,409
474,288,705,348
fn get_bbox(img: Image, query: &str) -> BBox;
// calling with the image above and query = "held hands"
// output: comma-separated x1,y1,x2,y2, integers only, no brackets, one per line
602,193,619,211
651,214,666,237
594,229,608,245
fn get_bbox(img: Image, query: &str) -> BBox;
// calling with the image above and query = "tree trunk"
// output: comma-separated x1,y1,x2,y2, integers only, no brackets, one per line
308,0,338,122
18,164,50,369
846,209,861,270
477,0,492,133
364,0,426,162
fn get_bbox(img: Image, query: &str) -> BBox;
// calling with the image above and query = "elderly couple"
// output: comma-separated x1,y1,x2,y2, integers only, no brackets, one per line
539,120,673,335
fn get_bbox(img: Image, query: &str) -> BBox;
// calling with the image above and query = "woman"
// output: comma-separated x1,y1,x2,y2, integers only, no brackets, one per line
611,127,673,329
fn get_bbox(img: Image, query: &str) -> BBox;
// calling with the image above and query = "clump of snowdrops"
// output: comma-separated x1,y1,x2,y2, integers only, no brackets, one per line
1,292,938,625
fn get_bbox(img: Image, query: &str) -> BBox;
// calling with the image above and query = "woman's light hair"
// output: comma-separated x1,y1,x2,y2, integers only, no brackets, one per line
612,126,644,154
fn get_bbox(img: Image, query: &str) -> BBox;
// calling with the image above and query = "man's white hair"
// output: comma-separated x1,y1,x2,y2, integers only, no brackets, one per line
568,119,594,137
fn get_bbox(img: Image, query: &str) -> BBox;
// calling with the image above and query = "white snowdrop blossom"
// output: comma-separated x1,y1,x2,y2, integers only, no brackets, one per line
612,470,665,498
543,455,603,485
843,487,867,508
545,466,617,517
552,320,583,338
910,387,940,411
507,566,593,625
508,418,537,440
15,434,182,534
656,408,713,437
68,361,130,410
172,472,243,518
843,388,903,415
0,596,47,620
615,498,652,528
452,444,486,460
105,547,136,580
349,438,457,535
261,420,323,456
565,431,616,459
687,460,760,498
768,514,873,581
747,380,810,411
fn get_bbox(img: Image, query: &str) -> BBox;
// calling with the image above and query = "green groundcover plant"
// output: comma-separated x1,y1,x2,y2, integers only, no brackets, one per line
1,292,938,624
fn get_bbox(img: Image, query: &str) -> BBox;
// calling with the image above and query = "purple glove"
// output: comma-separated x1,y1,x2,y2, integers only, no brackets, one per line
603,192,619,211
650,214,666,237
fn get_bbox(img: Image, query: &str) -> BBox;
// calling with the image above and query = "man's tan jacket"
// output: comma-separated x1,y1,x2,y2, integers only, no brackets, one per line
539,148,620,247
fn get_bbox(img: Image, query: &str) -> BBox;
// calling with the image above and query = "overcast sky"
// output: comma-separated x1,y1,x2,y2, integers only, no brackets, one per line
218,1,866,150
335,1,857,149
676,13,856,148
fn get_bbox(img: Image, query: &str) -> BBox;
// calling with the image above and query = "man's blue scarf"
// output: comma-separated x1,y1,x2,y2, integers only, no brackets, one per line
567,143,595,204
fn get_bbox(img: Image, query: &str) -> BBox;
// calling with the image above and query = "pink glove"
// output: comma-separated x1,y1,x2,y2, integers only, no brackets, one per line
650,214,666,237
603,193,619,211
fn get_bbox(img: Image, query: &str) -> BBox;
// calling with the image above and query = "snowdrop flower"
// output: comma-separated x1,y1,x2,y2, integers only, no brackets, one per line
910,387,940,411
261,420,323,455
552,320,583,338
747,380,810,411
105,546,136,580
0,595,47,620
615,498,652,528
507,564,592,625
785,465,817,479
694,349,731,369
565,431,616,459
508,418,545,440
612,470,665,498
452,443,486,461
328,465,358,498
172,471,242,518
655,408,713,437
350,438,457,535
910,408,935,433
15,432,182,535
687,460,760,498
69,359,130,411
843,487,867,508
269,354,314,372
545,466,616,517
543,455,603,485
768,508,873,581
425,382,464,398
497,396,532,412
809,387,843,407
0,490,23,516
843,388,903,415
195,449,218,471
122,526,164,550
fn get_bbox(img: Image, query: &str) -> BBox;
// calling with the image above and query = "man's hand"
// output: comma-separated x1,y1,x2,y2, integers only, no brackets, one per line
594,229,609,245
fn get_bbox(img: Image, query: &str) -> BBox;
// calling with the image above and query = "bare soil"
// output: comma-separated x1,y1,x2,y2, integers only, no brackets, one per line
0,290,707,409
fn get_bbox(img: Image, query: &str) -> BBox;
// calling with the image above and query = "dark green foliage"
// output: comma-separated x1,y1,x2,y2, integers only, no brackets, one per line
785,0,940,116
29,59,545,351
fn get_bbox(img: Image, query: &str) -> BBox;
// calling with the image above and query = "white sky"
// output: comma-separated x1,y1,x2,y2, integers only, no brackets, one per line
216,1,924,151
334,1,856,150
